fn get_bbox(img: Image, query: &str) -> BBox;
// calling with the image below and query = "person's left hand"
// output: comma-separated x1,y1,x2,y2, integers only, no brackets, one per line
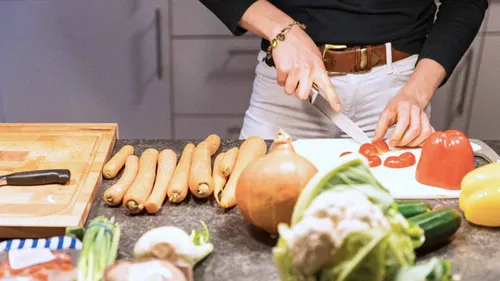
373,92,434,148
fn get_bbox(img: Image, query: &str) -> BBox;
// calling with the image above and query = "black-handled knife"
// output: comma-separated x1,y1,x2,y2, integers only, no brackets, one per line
0,169,71,186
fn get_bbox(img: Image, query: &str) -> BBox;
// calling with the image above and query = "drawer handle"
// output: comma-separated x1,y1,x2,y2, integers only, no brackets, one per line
155,8,163,80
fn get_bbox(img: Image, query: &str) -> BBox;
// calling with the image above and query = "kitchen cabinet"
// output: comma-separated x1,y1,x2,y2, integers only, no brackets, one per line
430,36,485,132
467,35,500,139
0,0,171,139
172,0,232,36
174,116,244,139
172,38,260,115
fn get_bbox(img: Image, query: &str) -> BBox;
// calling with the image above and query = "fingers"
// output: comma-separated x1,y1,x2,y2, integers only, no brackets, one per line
397,105,421,147
314,71,341,112
296,67,314,100
374,108,395,141
283,69,300,95
407,113,433,147
388,102,411,147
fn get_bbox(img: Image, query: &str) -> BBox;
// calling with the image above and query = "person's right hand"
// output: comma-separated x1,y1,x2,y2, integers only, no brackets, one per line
271,25,342,112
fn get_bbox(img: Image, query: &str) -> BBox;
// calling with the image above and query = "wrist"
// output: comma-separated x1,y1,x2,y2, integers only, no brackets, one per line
402,58,446,108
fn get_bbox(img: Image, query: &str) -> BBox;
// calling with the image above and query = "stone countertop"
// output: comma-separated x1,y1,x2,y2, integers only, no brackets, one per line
87,140,500,281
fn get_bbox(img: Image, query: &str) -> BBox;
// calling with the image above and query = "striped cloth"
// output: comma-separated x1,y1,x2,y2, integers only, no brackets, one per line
0,236,82,252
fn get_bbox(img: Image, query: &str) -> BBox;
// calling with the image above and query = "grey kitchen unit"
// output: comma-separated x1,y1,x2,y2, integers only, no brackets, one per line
0,0,172,139
1,0,499,139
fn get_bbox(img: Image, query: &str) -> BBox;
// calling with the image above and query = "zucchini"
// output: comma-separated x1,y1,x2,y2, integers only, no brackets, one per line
408,208,462,250
396,200,432,218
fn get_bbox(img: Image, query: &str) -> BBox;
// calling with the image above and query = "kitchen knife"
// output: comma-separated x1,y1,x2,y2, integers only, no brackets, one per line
0,169,71,186
309,85,371,144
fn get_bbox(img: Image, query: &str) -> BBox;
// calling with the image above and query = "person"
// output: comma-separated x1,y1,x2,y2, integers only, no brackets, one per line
200,0,488,147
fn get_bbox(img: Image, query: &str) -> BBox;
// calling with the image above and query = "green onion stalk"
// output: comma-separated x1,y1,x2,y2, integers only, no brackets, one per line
78,216,121,281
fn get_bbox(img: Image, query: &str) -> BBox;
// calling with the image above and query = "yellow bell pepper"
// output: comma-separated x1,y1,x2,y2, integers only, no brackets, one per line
460,162,500,227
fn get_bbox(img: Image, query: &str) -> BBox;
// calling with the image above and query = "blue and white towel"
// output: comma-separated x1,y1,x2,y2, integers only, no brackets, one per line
0,236,82,252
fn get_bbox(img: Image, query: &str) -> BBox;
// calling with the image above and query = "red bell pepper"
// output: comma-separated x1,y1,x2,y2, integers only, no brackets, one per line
415,130,475,190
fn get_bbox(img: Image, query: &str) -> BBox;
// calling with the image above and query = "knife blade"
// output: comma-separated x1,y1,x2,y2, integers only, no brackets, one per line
309,85,371,144
0,169,71,186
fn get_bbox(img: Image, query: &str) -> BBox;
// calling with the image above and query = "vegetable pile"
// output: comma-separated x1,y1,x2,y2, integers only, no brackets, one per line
102,133,268,213
273,154,461,281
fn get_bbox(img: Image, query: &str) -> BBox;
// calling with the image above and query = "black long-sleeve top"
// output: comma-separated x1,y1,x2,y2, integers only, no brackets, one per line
199,0,488,83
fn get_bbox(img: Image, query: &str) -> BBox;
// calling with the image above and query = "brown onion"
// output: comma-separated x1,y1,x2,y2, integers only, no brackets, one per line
235,129,318,233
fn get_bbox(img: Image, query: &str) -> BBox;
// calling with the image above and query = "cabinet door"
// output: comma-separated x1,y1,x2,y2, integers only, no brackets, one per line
430,36,484,132
0,0,171,139
468,35,500,139
172,38,261,115
174,116,244,139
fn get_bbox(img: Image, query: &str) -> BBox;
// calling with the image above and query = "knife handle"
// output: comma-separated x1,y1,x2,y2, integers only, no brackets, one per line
6,169,71,186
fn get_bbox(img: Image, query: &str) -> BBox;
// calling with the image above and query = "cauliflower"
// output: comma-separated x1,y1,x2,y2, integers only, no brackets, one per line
278,188,390,275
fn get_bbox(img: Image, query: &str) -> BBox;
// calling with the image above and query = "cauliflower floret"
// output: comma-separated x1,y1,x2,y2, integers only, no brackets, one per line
280,188,390,276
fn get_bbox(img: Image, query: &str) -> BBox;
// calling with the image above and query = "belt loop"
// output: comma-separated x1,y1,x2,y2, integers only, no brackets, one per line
385,42,393,74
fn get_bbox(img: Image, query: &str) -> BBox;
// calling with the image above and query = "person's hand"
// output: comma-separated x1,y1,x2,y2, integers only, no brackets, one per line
373,93,435,148
271,26,342,112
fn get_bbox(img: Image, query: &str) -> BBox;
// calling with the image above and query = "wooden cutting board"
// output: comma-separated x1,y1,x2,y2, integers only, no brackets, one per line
292,138,496,199
0,123,118,239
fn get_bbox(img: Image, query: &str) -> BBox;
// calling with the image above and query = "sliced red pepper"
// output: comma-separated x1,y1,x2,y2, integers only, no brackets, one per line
339,151,352,157
359,143,378,157
383,152,416,169
359,140,390,157
372,139,390,154
367,155,382,168
416,130,475,190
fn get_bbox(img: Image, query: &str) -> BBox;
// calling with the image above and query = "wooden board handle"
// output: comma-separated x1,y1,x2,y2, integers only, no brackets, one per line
3,169,71,186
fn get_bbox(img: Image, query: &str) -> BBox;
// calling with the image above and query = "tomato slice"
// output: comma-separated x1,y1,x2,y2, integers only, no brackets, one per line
359,143,378,157
383,152,416,168
372,139,390,154
367,155,382,168
339,151,352,157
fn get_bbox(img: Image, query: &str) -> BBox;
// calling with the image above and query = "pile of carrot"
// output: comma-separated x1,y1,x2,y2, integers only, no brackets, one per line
101,134,266,214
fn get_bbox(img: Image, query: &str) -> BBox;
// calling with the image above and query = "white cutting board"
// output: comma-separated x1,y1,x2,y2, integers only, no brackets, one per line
292,139,482,199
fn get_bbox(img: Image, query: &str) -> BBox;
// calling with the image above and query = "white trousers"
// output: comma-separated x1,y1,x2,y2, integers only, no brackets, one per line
239,49,431,140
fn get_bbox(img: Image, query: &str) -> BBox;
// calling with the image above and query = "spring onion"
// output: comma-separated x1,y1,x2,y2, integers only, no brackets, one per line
78,216,121,281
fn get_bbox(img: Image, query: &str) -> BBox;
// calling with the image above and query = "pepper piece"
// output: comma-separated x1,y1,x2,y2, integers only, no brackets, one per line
415,130,474,190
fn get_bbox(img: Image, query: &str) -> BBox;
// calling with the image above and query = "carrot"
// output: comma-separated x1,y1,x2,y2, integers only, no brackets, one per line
167,143,195,203
103,145,135,179
189,141,214,198
204,134,221,156
220,147,239,177
218,136,267,208
123,148,159,214
103,155,139,206
213,152,228,205
145,149,178,214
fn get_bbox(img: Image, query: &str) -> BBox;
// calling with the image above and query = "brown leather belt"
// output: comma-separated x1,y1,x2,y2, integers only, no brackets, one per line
319,44,413,75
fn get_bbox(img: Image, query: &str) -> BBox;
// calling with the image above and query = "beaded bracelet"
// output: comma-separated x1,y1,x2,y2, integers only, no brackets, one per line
265,21,306,60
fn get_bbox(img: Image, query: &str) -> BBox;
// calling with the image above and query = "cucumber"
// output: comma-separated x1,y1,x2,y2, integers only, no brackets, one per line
395,200,432,218
408,208,462,250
